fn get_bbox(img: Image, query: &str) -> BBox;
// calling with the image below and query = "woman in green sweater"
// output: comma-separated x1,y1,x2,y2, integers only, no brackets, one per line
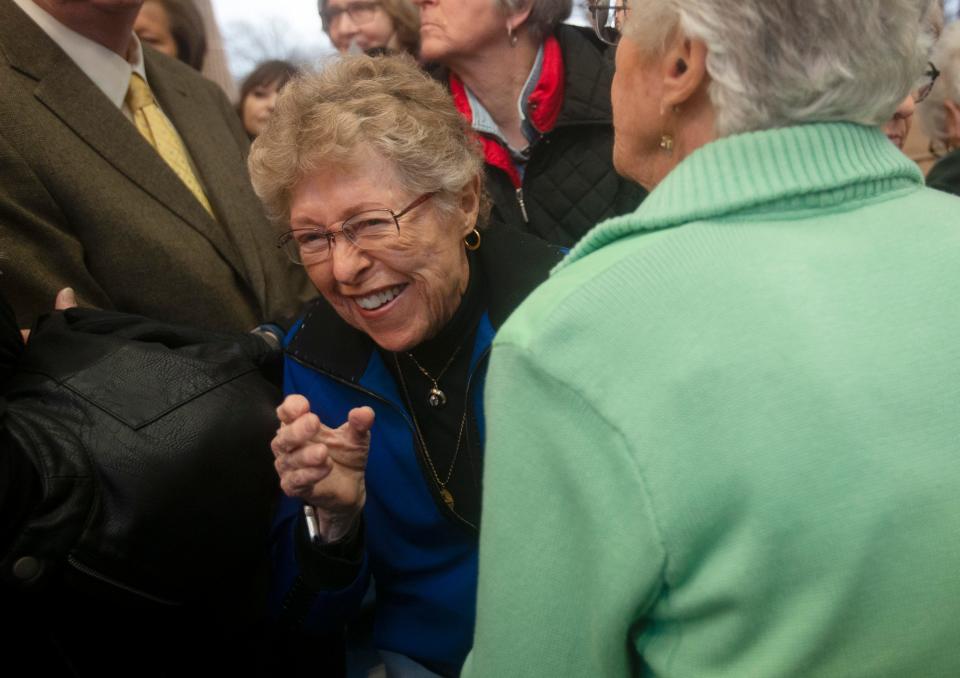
465,1,960,677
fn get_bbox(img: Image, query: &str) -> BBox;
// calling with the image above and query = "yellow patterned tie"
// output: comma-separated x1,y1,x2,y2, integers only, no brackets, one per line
125,73,214,216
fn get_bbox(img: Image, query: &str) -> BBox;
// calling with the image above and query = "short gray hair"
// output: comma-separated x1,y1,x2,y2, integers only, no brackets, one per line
498,0,572,42
248,55,486,227
624,0,938,137
918,20,960,148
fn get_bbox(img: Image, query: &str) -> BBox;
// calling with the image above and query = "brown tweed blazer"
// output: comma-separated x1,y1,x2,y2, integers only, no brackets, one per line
0,0,313,332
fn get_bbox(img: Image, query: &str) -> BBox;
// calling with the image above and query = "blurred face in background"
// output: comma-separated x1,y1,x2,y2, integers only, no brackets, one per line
883,95,916,150
884,63,939,151
414,0,508,64
134,0,177,57
323,0,399,53
241,80,282,139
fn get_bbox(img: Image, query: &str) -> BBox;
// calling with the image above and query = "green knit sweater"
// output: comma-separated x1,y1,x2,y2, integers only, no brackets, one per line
464,123,960,677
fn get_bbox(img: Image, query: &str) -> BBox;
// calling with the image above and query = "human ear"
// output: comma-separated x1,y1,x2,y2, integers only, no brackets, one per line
457,174,482,237
505,0,533,36
660,37,709,109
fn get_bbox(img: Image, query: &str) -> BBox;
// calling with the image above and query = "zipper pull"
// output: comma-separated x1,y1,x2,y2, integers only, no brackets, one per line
515,187,530,223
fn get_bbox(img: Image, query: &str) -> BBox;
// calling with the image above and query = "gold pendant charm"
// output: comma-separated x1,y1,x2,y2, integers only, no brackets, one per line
441,487,455,509
428,386,447,408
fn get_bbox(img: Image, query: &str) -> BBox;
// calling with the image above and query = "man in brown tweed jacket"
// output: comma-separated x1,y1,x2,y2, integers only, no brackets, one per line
0,0,313,332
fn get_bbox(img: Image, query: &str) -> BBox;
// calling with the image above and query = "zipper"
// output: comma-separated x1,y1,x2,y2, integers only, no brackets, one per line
287,353,414,431
67,554,181,606
515,187,530,223
287,347,491,533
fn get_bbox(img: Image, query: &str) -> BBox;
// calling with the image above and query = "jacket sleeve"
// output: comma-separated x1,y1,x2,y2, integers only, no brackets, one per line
268,494,370,634
462,341,668,677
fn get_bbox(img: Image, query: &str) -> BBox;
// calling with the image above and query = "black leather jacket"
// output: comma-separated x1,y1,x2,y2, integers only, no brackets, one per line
1,296,287,675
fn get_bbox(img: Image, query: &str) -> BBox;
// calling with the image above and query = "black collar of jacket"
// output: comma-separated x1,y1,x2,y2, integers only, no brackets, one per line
286,223,563,383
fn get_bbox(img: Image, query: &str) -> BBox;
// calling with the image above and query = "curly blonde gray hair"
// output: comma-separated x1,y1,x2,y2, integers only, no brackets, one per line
249,54,486,228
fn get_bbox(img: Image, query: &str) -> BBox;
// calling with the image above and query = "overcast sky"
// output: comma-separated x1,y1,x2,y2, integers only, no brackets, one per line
211,0,333,76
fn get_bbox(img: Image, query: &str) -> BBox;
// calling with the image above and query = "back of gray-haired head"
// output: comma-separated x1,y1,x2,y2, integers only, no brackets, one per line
497,0,573,42
627,0,937,136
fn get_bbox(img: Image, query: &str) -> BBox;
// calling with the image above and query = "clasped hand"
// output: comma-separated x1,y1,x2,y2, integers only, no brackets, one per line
272,395,375,542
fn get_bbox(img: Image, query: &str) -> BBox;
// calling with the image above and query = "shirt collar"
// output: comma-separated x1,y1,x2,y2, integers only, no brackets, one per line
13,0,147,110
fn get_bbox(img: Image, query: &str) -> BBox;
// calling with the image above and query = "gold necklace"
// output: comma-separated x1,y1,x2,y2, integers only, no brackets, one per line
394,353,469,514
405,343,462,408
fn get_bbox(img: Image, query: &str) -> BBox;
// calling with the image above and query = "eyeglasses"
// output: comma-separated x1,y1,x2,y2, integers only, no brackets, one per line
278,193,434,265
319,0,381,29
586,2,629,46
915,61,940,104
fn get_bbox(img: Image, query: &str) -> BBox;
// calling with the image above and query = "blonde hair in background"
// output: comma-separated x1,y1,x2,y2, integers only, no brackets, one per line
623,0,938,137
248,54,487,228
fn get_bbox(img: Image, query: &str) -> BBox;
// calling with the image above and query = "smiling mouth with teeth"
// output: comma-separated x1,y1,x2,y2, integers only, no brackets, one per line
354,284,407,311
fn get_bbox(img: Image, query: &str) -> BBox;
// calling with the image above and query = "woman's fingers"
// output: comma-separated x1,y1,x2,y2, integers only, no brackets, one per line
276,394,311,425
279,459,331,491
347,406,375,438
271,410,320,456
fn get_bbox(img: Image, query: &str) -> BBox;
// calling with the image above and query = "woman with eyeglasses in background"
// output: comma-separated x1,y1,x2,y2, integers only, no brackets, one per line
919,21,960,196
410,0,645,248
884,3,942,151
319,0,420,55
250,55,561,677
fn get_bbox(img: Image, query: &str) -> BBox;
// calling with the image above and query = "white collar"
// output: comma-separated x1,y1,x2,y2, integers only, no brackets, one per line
14,0,148,110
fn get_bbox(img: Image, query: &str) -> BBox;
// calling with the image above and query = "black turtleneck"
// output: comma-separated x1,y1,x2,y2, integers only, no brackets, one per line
380,252,487,531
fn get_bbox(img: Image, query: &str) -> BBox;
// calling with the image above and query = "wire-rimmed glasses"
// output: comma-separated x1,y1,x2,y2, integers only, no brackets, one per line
278,193,434,265
915,61,940,104
320,0,381,30
586,1,630,46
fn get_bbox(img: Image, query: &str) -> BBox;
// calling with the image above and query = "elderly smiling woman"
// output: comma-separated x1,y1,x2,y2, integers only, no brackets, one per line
248,55,560,676
465,1,960,677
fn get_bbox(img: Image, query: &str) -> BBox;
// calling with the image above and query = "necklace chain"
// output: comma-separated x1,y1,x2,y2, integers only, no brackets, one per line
393,353,474,526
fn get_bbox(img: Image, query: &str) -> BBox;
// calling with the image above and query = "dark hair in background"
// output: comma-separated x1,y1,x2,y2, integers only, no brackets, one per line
150,0,208,71
236,60,301,137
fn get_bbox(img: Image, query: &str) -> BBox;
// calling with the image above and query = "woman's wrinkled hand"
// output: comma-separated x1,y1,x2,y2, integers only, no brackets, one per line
271,394,375,542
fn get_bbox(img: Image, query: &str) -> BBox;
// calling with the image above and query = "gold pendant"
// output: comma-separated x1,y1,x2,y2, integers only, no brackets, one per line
441,487,455,509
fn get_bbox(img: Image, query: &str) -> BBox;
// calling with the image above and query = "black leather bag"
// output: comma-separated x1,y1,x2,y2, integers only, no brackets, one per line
1,308,281,605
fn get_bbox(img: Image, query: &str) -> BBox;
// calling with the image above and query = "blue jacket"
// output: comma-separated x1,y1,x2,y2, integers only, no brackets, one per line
269,226,562,675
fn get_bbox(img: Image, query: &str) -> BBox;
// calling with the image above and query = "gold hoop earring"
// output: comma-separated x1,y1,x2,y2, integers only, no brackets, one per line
464,228,481,251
